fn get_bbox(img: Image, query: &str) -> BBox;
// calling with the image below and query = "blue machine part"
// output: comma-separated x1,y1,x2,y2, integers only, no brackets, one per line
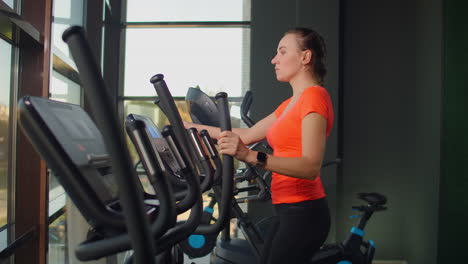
188,234,206,249
349,214,362,219
144,119,162,139
204,206,214,214
369,239,376,248
350,227,365,237
337,261,352,264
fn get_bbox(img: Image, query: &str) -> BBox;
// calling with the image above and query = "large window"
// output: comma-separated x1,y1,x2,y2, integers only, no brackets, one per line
125,27,250,97
0,36,12,251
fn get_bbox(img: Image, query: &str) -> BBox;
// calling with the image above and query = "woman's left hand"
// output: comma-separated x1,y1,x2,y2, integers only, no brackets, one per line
217,131,253,163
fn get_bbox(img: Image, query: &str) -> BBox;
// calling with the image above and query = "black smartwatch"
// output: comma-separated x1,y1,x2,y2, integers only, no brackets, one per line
256,151,268,168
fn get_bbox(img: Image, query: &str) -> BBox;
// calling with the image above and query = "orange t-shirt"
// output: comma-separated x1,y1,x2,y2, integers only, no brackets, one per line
266,86,334,204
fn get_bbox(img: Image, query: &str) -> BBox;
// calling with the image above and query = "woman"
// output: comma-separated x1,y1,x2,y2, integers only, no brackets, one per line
186,27,333,263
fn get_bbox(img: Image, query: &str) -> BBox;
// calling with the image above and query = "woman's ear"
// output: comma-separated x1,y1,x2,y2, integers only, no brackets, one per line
302,50,313,65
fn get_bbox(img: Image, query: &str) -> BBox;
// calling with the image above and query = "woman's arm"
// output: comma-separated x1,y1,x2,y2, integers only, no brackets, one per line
184,112,277,145
218,112,326,180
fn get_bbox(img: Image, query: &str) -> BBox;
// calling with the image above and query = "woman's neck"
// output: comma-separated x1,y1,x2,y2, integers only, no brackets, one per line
289,72,320,98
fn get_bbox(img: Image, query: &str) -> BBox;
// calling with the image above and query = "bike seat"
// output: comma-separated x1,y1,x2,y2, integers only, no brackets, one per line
358,192,387,206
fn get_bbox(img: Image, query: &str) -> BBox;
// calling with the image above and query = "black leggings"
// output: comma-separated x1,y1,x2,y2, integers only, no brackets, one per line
260,198,331,264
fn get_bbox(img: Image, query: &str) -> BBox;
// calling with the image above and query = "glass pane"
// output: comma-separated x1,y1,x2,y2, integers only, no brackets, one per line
3,0,14,9
49,71,81,104
52,0,84,60
0,38,12,228
48,71,81,217
124,28,250,97
126,0,251,22
0,228,7,256
48,173,66,217
48,71,82,263
48,214,68,264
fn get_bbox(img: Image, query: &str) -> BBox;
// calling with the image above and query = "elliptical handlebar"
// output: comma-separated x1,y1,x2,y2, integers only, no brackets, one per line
62,26,156,263
240,90,255,128
151,74,197,173
124,115,177,237
145,75,203,254
193,92,235,234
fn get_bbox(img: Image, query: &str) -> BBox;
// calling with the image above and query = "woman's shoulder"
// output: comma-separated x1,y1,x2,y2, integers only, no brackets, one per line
301,86,330,101
299,86,334,123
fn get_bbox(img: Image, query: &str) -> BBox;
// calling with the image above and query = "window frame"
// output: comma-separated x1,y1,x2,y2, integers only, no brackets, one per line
0,26,18,257
0,0,53,262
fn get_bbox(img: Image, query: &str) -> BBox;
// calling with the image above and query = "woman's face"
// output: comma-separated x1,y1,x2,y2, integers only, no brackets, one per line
271,33,305,82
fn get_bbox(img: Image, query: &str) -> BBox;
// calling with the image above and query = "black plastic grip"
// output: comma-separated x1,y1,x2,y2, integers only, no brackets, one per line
187,128,209,161
215,92,231,132
162,125,187,170
200,130,218,158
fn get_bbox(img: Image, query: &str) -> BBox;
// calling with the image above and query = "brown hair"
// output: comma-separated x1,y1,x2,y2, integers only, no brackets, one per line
286,27,327,85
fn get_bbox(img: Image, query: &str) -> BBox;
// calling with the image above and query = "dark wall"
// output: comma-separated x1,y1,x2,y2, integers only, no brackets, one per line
339,0,442,263
251,0,443,263
250,0,297,120
438,0,468,262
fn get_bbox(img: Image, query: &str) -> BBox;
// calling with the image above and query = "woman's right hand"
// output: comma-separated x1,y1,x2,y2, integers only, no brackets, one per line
217,131,256,164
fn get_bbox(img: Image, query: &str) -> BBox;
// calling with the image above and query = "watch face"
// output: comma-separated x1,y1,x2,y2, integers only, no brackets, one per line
257,152,267,167
257,152,267,162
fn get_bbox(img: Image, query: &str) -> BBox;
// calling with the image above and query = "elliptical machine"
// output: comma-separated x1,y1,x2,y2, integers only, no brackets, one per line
17,25,237,264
